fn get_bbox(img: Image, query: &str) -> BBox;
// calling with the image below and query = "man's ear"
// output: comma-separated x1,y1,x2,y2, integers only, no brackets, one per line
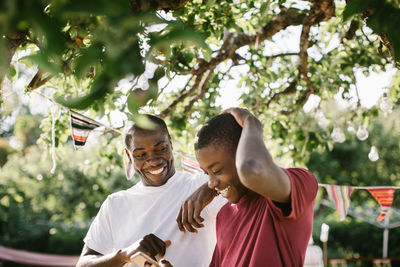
124,148,134,180
168,135,173,150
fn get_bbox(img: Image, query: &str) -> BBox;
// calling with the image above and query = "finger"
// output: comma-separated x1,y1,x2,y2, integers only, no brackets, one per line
176,206,186,233
156,240,171,259
140,236,159,258
193,204,205,227
140,242,158,259
182,202,197,233
160,259,173,267
187,201,202,228
148,234,167,257
221,108,233,114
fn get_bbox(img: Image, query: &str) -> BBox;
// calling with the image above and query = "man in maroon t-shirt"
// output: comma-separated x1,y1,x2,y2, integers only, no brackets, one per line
177,108,318,267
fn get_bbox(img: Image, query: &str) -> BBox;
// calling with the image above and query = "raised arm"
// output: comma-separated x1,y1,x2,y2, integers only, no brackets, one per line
222,108,291,203
76,234,171,267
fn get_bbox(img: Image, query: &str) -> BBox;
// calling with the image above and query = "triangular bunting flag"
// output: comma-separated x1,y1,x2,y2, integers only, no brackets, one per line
180,154,202,174
325,185,353,221
70,111,100,149
367,188,395,222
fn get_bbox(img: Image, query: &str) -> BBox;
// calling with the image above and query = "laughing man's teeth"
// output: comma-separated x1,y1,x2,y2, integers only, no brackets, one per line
217,185,231,195
149,167,164,175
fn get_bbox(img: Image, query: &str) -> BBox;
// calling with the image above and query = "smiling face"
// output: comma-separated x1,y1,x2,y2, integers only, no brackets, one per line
128,126,175,186
195,143,247,203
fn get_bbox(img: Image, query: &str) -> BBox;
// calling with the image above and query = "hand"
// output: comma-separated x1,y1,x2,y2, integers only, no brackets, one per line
159,259,174,267
221,108,253,128
176,182,217,233
120,234,171,262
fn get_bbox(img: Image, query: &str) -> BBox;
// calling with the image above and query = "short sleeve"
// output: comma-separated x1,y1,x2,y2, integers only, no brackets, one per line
83,196,114,254
269,168,318,220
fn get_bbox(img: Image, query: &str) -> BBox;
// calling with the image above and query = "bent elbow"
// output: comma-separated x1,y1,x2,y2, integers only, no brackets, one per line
237,158,264,185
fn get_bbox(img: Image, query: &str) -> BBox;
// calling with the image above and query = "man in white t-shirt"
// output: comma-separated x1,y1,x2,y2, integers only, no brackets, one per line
76,115,224,267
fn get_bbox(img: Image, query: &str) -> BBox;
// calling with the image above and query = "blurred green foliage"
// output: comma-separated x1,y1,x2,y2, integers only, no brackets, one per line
0,113,134,256
308,110,400,260
1,0,400,263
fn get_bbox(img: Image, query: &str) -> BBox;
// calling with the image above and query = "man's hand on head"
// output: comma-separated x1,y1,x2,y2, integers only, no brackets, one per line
221,108,253,128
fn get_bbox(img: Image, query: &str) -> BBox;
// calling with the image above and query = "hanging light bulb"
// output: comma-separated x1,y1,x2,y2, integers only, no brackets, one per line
368,146,379,161
316,110,329,129
380,93,392,113
356,123,369,141
331,126,346,143
347,122,355,134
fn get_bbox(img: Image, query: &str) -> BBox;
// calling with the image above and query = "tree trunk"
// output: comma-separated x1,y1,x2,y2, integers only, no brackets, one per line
0,35,27,87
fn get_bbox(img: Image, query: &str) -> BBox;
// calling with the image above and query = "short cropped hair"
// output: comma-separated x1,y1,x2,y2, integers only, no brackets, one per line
125,114,170,151
195,113,242,152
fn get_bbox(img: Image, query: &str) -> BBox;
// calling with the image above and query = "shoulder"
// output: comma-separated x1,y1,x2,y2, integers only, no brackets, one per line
174,171,208,185
284,168,318,189
105,186,137,204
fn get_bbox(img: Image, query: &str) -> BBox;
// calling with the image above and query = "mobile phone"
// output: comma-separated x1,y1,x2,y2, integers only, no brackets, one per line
123,251,161,267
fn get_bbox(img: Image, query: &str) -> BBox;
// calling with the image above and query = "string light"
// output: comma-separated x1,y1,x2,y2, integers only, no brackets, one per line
316,110,329,129
347,122,355,134
368,146,379,161
380,93,392,113
356,123,369,141
331,126,345,143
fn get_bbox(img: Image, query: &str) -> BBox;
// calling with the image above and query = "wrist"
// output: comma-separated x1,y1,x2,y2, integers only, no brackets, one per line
115,249,130,264
244,115,261,129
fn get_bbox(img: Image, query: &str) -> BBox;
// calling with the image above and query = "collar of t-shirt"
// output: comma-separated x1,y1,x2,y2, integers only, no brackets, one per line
133,171,181,194
232,189,291,216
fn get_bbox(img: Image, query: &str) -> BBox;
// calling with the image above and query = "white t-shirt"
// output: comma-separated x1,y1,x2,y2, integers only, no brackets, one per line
84,171,225,267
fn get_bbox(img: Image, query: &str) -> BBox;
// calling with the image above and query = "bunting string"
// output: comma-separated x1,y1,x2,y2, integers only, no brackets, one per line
31,90,122,135
318,183,400,189
28,92,400,223
179,154,399,222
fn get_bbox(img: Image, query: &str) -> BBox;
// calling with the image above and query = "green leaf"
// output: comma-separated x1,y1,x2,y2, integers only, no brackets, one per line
343,0,373,21
151,28,210,54
74,44,103,78
55,75,111,109
21,54,61,75
201,47,212,62
127,88,148,114
7,65,17,82
28,7,66,55
122,12,166,28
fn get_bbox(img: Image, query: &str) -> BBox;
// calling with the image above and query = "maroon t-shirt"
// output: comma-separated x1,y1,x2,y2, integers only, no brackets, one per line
209,168,318,267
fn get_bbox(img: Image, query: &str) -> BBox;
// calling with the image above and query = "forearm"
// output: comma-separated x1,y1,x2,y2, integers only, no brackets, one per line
236,115,290,202
76,250,126,267
235,115,272,175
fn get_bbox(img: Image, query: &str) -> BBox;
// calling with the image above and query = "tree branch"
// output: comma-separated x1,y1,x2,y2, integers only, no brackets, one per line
191,7,308,76
129,0,188,12
161,2,337,118
0,35,28,86
159,74,201,118
378,33,400,69
183,68,214,117
265,79,298,108
27,71,53,91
